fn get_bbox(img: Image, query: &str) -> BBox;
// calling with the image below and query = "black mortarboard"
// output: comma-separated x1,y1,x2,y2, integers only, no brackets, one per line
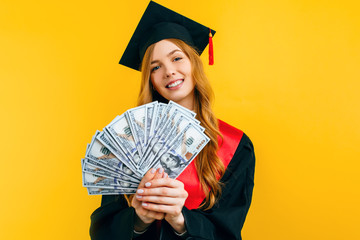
119,1,215,71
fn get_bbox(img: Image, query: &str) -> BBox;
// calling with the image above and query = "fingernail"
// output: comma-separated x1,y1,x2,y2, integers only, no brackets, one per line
136,195,142,199
163,173,168,178
158,168,164,174
151,168,156,174
142,202,148,207
145,182,151,187
137,189,144,194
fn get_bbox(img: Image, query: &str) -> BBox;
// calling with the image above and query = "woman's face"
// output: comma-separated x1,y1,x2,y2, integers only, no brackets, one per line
150,39,195,109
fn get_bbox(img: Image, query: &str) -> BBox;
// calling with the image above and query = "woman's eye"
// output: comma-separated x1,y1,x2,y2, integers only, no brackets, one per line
151,66,160,72
173,57,182,62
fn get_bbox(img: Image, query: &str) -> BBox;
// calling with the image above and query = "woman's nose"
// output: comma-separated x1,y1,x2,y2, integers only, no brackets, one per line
164,64,176,78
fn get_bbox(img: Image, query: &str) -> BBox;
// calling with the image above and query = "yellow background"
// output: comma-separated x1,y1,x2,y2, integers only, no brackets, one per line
1,0,359,239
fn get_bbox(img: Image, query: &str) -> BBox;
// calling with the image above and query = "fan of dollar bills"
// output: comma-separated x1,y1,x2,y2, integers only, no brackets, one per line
82,101,210,195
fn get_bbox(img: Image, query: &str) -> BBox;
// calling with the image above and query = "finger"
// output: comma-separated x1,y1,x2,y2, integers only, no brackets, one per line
133,168,157,206
133,199,165,221
137,168,157,188
141,202,183,216
144,178,184,189
135,207,164,223
137,187,188,198
132,195,143,208
135,201,166,218
136,195,181,205
143,210,165,221
143,168,164,188
153,167,164,179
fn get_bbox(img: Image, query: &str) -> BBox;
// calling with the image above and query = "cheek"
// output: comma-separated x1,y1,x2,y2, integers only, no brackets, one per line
150,72,163,89
183,60,192,75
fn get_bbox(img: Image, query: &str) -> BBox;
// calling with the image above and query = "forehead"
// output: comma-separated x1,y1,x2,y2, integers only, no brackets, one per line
151,40,182,60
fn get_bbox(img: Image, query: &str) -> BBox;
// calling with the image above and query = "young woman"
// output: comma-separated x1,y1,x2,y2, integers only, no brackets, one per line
90,2,255,239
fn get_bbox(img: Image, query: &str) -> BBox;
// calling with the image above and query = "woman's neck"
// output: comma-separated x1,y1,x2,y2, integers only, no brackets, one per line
173,91,195,111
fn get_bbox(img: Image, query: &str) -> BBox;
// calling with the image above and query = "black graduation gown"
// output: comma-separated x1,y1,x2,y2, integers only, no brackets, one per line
89,122,255,240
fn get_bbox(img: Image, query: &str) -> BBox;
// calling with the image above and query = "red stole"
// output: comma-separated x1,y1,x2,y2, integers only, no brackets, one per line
177,120,243,210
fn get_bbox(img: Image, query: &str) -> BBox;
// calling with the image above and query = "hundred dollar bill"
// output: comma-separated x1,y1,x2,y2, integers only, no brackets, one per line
125,105,146,156
153,103,167,129
155,101,196,137
147,102,167,147
149,122,210,178
105,114,141,163
149,107,201,151
139,107,203,171
156,112,204,151
82,158,119,179
86,131,140,180
167,100,196,118
86,131,124,170
82,158,140,183
87,187,136,195
139,109,188,169
139,118,194,173
139,109,180,166
83,158,120,178
96,130,139,173
158,108,201,139
145,101,158,147
83,172,138,189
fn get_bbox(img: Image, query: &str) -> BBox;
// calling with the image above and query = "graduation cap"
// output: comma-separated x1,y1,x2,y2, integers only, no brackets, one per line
119,1,215,71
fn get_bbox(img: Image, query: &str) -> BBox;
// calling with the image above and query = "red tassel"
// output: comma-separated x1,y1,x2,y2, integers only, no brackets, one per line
209,28,214,65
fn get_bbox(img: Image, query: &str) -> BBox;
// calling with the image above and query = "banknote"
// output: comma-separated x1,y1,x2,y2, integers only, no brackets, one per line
149,102,167,139
147,101,197,149
96,130,138,173
138,110,200,172
85,131,141,182
82,101,209,195
149,122,210,178
138,109,181,168
87,187,136,195
167,100,196,118
105,114,141,164
82,158,140,183
83,172,138,189
82,158,120,179
85,131,126,171
145,101,158,147
141,108,202,164
125,105,146,156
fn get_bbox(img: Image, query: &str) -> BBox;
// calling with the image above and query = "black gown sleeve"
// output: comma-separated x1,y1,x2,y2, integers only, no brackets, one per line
180,133,255,240
89,133,255,240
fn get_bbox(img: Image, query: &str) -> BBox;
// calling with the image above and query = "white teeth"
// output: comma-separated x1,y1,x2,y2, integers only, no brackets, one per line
167,80,183,88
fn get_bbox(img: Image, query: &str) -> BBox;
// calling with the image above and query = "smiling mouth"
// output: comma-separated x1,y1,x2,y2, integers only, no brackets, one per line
166,79,184,88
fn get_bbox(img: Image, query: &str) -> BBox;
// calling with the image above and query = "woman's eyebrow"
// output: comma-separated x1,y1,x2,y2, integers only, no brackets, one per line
167,49,181,57
150,49,182,65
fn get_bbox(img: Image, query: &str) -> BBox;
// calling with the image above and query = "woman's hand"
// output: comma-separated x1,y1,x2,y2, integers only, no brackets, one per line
136,173,189,234
132,168,166,231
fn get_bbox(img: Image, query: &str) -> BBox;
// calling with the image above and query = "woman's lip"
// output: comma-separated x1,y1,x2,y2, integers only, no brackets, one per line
166,79,184,89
